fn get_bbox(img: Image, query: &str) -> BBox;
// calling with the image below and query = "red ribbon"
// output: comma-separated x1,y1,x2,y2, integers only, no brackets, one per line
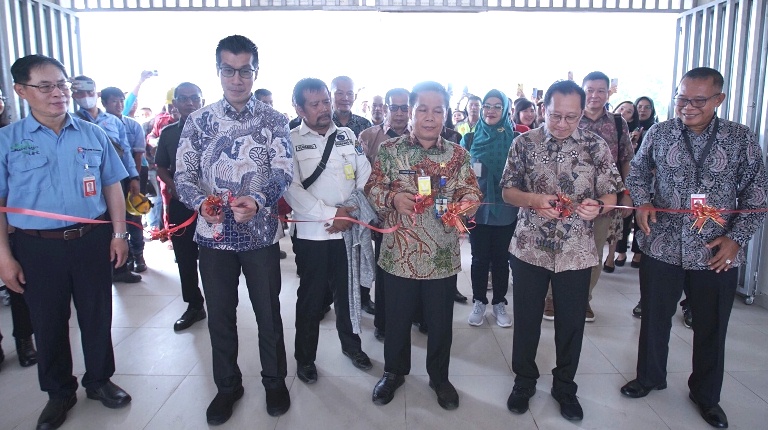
691,203,727,233
150,213,198,242
554,193,574,218
441,201,479,234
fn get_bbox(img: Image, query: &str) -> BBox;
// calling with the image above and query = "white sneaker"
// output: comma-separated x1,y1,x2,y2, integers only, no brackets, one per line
468,301,486,326
493,303,512,327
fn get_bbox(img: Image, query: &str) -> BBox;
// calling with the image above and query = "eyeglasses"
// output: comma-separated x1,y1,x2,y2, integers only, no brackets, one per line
482,104,503,111
673,94,720,108
18,81,72,93
389,104,408,112
218,66,256,79
547,112,581,124
175,95,202,104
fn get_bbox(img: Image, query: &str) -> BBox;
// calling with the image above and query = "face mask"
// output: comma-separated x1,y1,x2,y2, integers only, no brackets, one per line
76,96,98,109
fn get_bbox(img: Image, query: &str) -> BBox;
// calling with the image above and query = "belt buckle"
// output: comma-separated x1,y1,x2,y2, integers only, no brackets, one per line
62,226,84,240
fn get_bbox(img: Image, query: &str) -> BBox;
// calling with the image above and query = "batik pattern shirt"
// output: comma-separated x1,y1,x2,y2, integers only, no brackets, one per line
627,117,768,270
175,94,293,252
501,126,622,273
365,135,481,280
333,112,372,139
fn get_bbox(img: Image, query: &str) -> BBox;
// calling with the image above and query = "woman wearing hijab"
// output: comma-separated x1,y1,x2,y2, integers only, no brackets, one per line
461,89,519,327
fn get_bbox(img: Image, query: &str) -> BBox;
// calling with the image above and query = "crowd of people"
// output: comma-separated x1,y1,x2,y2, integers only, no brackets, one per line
0,33,766,430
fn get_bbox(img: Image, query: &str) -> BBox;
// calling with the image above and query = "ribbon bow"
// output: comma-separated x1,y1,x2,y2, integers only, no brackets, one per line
554,193,574,218
441,200,479,234
691,203,726,233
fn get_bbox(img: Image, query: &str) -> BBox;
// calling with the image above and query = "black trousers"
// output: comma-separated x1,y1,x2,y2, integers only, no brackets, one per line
383,271,455,384
636,255,737,406
373,233,385,331
293,238,361,364
198,244,287,391
616,213,642,254
168,198,203,309
510,255,590,396
13,224,115,398
9,288,33,338
469,222,516,305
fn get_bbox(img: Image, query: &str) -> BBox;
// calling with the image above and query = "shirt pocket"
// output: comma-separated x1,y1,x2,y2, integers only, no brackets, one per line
9,154,52,191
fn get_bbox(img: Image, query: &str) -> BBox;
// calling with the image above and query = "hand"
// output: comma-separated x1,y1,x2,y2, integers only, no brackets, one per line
576,198,601,221
326,206,355,234
110,238,129,268
635,203,657,235
529,193,561,220
140,70,154,82
460,199,480,217
393,192,417,216
0,257,26,293
200,199,225,224
129,179,141,197
619,193,634,218
630,129,642,146
706,236,740,273
230,196,259,223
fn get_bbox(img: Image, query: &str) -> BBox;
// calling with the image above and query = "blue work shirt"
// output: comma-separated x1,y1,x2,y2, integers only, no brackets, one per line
120,115,148,168
0,115,128,229
77,108,139,177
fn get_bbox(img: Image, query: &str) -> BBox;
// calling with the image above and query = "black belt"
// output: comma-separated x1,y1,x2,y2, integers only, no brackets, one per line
18,213,107,240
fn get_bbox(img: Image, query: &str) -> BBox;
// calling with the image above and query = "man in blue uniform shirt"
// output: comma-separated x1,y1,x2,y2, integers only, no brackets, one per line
0,54,133,430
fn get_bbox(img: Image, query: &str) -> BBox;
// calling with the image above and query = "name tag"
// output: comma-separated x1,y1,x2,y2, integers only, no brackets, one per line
296,144,317,151
344,162,355,180
418,176,432,196
399,169,416,175
691,193,706,208
83,173,97,197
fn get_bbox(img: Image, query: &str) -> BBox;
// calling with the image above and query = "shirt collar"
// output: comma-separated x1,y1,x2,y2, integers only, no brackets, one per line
383,123,410,136
221,93,256,119
299,120,338,137
542,126,579,144
406,133,446,152
678,115,718,137
23,113,78,133
579,109,610,125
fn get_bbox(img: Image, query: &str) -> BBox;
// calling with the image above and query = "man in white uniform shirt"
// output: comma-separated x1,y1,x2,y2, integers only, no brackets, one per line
284,78,373,384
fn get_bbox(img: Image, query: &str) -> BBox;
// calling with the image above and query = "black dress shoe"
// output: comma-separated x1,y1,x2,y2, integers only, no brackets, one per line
16,336,37,367
361,300,376,315
265,382,290,417
112,270,141,283
630,260,641,268
133,255,147,273
551,389,583,421
632,302,642,318
374,328,385,342
173,307,206,331
85,381,132,409
429,380,459,410
296,362,318,384
372,372,404,405
279,250,287,259
206,386,244,425
343,350,373,370
453,292,468,303
602,262,615,273
689,392,728,428
620,379,667,398
507,385,536,414
37,394,77,430
412,322,428,334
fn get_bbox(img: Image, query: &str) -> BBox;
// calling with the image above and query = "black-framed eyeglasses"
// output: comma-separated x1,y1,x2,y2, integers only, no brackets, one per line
673,94,720,108
389,104,408,112
218,66,256,79
175,95,202,104
547,112,581,124
482,104,503,111
18,81,72,93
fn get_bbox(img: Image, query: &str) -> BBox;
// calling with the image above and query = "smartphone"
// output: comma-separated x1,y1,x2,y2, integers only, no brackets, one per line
611,78,619,88
71,79,95,92
537,89,544,99
567,71,574,81
517,83,524,94
531,88,538,99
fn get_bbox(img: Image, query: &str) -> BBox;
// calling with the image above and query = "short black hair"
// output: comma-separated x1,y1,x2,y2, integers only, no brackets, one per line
292,78,329,109
216,35,259,69
174,82,203,98
582,71,610,88
681,67,724,91
100,87,124,105
73,75,95,84
513,98,535,125
544,80,586,110
10,54,68,84
330,76,354,91
385,88,409,105
254,88,272,100
467,95,482,104
409,81,449,109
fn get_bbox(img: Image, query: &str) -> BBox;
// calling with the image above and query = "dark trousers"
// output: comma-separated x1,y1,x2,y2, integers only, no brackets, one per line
616,213,642,254
293,238,361,364
636,255,737,406
198,244,287,391
13,224,115,398
469,222,516,305
510,255,590,395
9,288,34,338
383,271,455,384
168,198,203,309
373,234,385,331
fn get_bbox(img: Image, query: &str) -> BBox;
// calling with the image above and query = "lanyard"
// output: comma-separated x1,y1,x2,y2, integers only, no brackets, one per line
681,117,719,189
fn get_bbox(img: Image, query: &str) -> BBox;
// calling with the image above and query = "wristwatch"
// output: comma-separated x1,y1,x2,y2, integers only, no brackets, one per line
112,232,129,239
596,199,605,214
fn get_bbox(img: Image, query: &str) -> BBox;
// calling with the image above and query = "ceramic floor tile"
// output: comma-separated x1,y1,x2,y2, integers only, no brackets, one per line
112,327,208,376
586,325,693,374
721,324,768,371
729,370,768,403
0,362,47,430
111,295,176,329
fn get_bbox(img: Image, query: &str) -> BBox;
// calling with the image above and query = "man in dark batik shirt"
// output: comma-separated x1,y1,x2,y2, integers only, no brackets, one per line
621,67,768,429
331,75,372,138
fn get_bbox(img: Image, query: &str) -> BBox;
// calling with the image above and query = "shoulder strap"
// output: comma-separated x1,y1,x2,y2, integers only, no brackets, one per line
301,131,337,189
614,113,623,143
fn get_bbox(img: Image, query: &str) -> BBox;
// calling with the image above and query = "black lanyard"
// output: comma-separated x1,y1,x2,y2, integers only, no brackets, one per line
681,117,719,190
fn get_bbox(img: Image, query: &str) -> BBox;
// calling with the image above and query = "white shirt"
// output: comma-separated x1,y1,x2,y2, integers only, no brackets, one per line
284,122,371,241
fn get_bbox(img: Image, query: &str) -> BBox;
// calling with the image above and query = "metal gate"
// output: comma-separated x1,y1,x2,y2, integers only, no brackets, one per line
672,0,768,304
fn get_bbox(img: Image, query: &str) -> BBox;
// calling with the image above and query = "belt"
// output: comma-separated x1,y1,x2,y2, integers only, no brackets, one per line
18,214,107,240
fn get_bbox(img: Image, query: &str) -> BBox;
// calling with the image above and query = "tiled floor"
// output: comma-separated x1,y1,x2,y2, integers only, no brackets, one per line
1,236,768,430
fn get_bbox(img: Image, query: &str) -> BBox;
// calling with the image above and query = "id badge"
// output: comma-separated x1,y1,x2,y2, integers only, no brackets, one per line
343,162,355,180
691,193,706,208
472,162,482,177
434,197,448,218
83,173,97,197
417,176,432,196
